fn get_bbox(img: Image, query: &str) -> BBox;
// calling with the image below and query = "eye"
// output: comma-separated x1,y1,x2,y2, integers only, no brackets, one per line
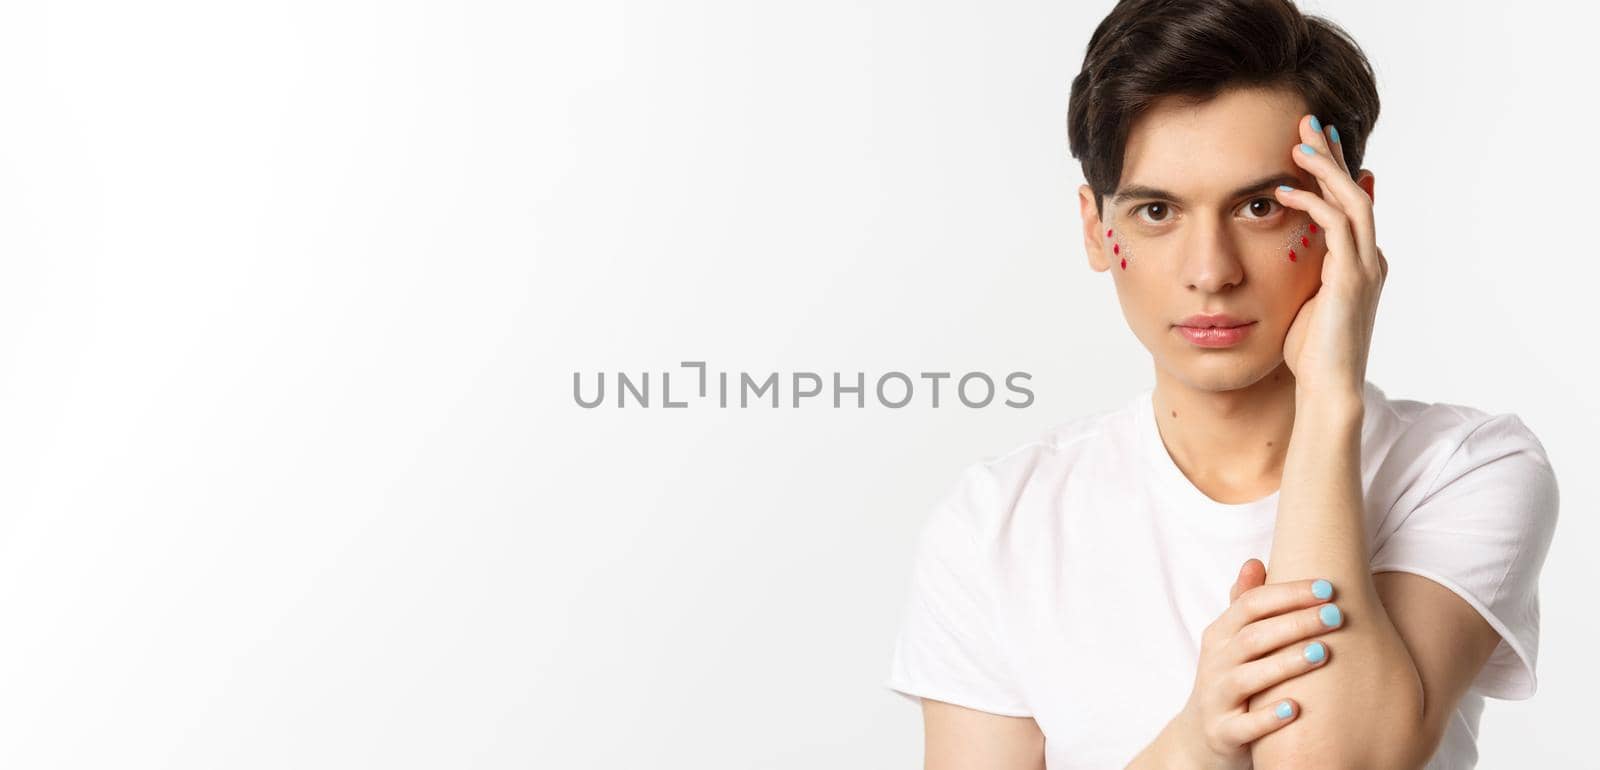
1135,202,1171,224
1242,197,1282,220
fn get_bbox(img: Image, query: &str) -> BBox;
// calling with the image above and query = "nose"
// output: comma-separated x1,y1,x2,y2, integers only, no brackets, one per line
1181,219,1245,294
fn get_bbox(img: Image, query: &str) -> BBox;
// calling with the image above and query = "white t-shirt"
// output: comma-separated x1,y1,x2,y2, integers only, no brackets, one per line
885,380,1559,769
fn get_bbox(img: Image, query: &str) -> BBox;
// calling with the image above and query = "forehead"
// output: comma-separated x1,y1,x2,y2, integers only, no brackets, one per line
1118,85,1308,200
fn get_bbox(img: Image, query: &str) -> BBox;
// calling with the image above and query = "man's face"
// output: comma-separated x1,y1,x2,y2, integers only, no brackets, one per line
1078,85,1374,394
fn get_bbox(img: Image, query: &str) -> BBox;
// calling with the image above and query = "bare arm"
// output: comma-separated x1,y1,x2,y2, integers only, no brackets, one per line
1246,394,1433,768
1246,113,1510,769
1247,393,1510,769
922,699,1044,770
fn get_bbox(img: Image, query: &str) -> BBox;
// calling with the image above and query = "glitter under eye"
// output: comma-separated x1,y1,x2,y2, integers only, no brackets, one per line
1282,216,1321,263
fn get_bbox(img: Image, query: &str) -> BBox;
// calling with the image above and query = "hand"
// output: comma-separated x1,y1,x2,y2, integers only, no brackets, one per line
1165,559,1344,769
1275,114,1388,401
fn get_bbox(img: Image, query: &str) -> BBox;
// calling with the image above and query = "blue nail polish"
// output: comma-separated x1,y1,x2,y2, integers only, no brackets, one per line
1320,604,1343,627
1329,125,1341,144
1278,184,1294,192
1275,700,1294,719
1299,143,1316,155
1303,641,1327,663
1309,115,1322,132
1311,579,1333,599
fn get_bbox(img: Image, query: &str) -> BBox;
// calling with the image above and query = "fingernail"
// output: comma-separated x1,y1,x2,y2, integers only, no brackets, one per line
1303,641,1327,663
1329,125,1341,144
1319,603,1343,628
1278,184,1294,192
1311,579,1333,599
1276,700,1294,719
1298,143,1316,155
1309,115,1322,132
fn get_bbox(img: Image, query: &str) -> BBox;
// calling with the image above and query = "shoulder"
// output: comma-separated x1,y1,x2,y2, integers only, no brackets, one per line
972,398,1124,484
1367,384,1559,538
1372,385,1556,496
1363,386,1560,701
936,399,1130,536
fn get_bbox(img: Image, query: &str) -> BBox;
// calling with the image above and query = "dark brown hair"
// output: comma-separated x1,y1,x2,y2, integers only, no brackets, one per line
1067,0,1380,219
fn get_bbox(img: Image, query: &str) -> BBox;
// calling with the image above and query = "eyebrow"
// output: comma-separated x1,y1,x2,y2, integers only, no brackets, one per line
1109,173,1302,206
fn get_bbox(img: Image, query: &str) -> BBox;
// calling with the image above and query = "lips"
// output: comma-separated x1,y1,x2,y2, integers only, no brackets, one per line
1175,313,1251,329
1175,322,1256,348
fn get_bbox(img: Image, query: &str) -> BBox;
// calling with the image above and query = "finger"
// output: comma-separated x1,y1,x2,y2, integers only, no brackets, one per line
1325,121,1352,179
1215,699,1299,746
1291,141,1380,276
1321,147,1381,282
1230,559,1266,603
1229,563,1249,603
1296,116,1368,218
1300,115,1340,209
1225,601,1344,665
1274,183,1364,284
1228,639,1331,700
1213,577,1335,638
1319,130,1379,280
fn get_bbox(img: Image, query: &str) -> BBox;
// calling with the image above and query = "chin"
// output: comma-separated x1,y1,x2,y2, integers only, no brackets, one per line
1161,350,1282,393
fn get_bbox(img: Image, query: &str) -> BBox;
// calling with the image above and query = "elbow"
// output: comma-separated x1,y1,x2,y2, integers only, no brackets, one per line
1309,744,1435,770
1259,674,1435,770
1257,733,1435,770
1295,741,1439,770
1347,660,1435,769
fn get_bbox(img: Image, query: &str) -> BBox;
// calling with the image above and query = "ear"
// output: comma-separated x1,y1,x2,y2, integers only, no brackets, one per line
1355,169,1376,203
1079,184,1111,272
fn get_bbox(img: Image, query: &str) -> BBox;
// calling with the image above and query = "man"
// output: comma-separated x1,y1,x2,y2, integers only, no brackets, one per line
884,1,1560,767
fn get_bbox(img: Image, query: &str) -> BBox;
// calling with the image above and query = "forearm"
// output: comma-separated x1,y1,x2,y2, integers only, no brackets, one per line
1248,389,1425,767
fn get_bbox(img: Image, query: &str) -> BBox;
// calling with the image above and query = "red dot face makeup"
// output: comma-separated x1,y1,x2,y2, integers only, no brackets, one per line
1106,226,1131,270
1284,216,1321,263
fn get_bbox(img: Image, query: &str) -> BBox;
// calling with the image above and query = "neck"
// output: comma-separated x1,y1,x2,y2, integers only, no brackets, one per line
1149,362,1302,504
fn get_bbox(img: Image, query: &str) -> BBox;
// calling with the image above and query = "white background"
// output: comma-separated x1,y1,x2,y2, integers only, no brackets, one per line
1,0,1596,767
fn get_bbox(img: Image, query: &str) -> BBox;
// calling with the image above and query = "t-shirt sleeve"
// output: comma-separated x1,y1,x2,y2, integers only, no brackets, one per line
884,462,1031,717
1369,412,1560,700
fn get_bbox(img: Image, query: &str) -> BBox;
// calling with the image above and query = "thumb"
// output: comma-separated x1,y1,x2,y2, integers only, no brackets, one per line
1229,558,1266,603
